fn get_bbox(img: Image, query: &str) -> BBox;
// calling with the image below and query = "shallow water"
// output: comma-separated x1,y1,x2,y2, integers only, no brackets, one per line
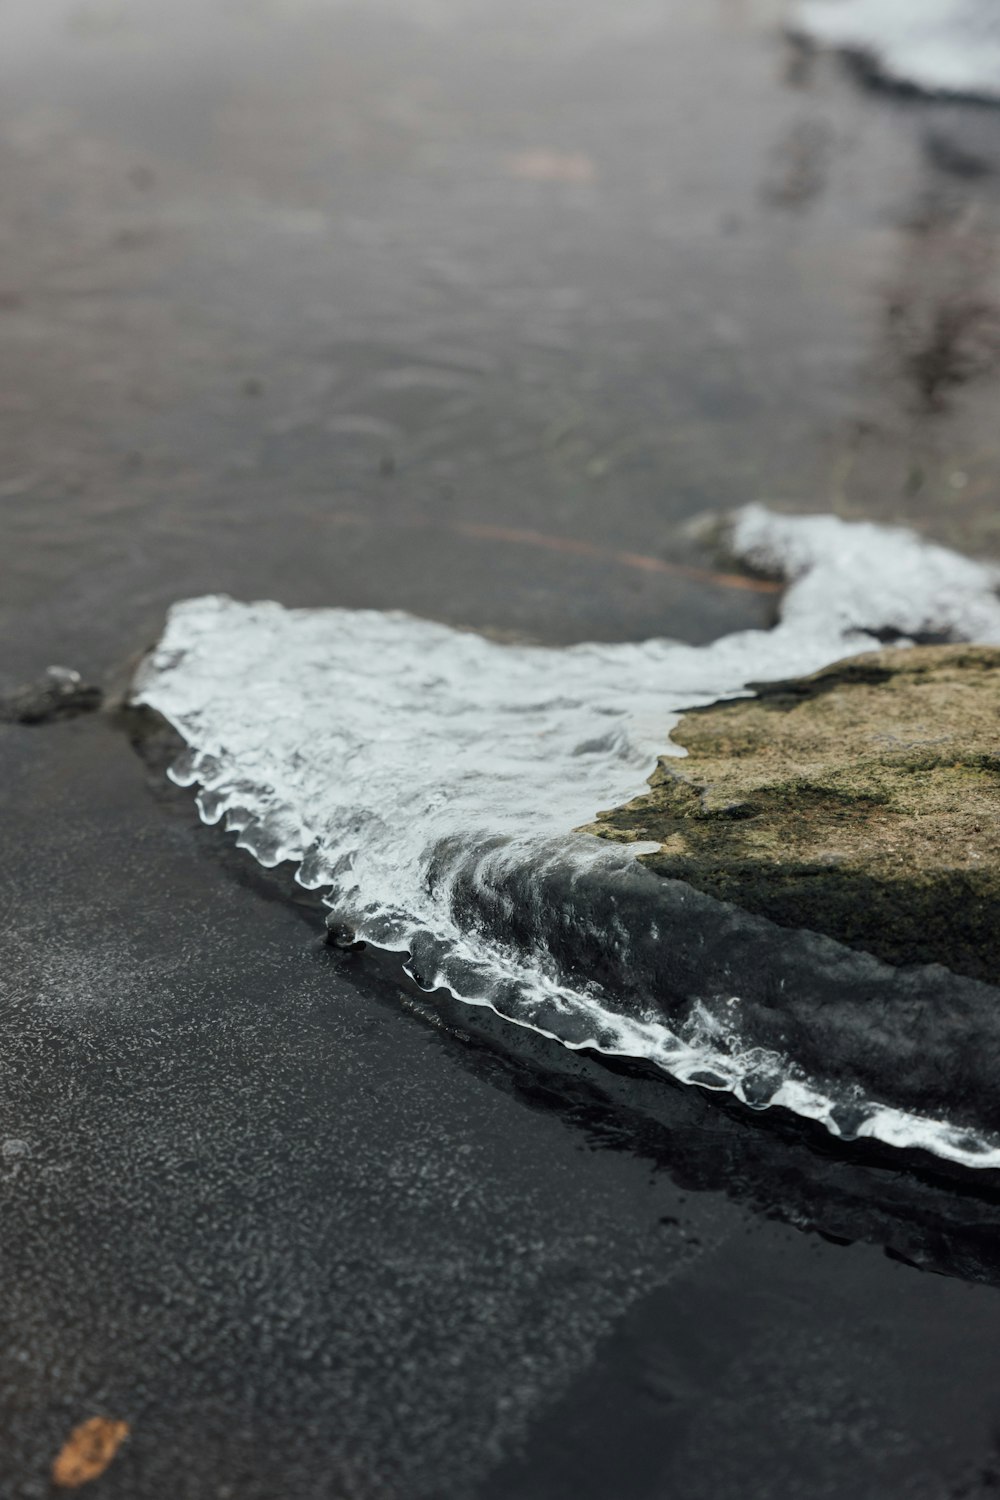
132,505,1000,1167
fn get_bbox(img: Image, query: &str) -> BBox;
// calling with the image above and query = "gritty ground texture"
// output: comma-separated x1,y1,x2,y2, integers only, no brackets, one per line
6,715,1000,1500
589,645,1000,980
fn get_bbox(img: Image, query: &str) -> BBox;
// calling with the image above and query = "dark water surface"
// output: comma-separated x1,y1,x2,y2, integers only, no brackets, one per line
5,2,1000,1496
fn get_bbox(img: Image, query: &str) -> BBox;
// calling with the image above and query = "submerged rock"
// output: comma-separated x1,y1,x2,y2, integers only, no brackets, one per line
586,645,1000,984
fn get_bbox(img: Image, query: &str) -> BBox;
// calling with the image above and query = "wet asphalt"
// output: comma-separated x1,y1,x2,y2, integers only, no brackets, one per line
4,3,1000,1496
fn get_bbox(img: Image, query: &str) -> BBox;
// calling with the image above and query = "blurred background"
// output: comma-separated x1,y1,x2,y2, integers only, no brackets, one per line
3,0,1000,683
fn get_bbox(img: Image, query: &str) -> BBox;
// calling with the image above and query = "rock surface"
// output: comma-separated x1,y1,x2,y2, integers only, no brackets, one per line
0,666,102,724
586,645,1000,983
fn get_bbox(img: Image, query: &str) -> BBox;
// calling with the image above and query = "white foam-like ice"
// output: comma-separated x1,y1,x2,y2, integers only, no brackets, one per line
793,0,1000,98
131,506,1000,1169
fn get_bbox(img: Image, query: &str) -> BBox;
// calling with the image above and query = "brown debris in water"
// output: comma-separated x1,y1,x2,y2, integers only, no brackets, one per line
504,149,597,184
51,1417,130,1488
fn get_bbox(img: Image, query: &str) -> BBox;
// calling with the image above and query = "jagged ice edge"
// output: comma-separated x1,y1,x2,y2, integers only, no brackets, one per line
132,504,1000,1170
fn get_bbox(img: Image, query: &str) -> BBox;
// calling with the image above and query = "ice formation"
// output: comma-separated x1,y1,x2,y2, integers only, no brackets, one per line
131,507,1000,1168
793,0,1000,100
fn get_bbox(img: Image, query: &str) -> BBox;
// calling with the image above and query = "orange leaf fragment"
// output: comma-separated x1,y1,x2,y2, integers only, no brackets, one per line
51,1417,130,1488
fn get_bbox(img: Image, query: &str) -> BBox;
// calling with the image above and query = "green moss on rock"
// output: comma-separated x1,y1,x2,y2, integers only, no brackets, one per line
582,645,1000,982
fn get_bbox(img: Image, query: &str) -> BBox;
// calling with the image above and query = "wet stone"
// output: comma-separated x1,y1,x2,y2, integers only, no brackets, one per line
586,645,1000,983
0,666,102,725
324,916,366,952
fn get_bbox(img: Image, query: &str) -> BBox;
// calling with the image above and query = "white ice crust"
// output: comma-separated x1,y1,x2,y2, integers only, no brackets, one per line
132,506,1000,1169
793,0,1000,99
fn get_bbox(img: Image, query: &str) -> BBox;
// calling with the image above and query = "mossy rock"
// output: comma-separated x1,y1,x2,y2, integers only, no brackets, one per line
584,645,1000,982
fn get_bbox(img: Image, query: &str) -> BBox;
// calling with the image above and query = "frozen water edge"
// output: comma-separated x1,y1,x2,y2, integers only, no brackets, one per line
793,0,1000,101
131,506,1000,1170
